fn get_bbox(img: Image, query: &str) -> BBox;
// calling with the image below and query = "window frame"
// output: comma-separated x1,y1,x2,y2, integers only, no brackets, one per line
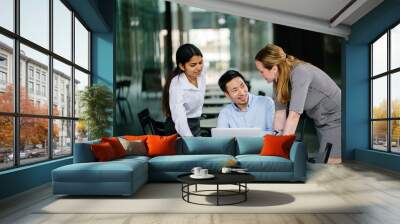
0,71,7,85
370,20,400,154
0,0,92,171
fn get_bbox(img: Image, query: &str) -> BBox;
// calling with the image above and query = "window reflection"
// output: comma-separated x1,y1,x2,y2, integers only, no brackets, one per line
391,120,400,153
372,33,387,76
391,24,400,70
53,59,72,117
372,121,388,151
20,0,49,49
0,116,13,169
0,34,14,113
53,119,72,157
0,0,14,31
75,120,88,143
74,18,89,70
391,72,400,118
53,0,72,60
372,76,387,119
20,44,49,115
74,69,89,118
19,117,49,165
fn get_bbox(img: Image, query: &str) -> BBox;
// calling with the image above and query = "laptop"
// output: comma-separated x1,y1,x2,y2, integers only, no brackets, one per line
211,128,265,137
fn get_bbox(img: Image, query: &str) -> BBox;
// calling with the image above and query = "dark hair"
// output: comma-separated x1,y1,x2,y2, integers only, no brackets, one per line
162,43,203,117
218,70,248,92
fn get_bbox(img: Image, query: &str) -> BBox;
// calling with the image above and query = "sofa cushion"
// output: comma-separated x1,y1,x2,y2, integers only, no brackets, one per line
147,134,177,157
178,137,235,155
148,154,235,172
53,159,147,183
116,155,150,163
52,157,149,195
236,137,263,155
53,163,133,183
91,142,118,161
101,137,127,158
124,135,148,141
118,137,147,156
236,155,293,172
260,135,296,159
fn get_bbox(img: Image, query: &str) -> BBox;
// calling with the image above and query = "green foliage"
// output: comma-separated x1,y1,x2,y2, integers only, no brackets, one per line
79,84,113,140
372,99,400,140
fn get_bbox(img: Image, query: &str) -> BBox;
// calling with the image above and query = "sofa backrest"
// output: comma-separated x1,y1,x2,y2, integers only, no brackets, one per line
73,139,100,163
177,137,236,155
235,137,263,155
74,136,269,162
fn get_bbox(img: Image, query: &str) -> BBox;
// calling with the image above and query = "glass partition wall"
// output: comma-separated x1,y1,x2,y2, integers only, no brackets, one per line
115,0,341,156
115,0,274,134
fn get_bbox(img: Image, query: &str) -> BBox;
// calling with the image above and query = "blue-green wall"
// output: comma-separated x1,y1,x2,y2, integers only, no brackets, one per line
92,33,114,87
0,158,72,199
92,32,114,135
344,0,400,171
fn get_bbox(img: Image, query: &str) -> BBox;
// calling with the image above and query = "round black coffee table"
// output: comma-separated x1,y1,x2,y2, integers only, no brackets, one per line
177,173,255,206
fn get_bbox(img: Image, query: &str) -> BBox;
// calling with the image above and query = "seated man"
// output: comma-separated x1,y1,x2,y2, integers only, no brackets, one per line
217,70,274,132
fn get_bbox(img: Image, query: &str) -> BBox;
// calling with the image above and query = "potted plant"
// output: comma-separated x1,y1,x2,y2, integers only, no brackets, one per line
79,84,113,140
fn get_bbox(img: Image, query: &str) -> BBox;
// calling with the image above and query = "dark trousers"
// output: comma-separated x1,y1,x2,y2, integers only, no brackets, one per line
165,117,201,136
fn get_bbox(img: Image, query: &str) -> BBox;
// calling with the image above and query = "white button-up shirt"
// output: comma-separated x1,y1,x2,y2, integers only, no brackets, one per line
169,68,206,136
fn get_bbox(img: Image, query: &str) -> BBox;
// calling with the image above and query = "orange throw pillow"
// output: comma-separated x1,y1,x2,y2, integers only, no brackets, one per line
259,135,296,159
101,137,126,158
91,142,117,161
124,135,148,141
146,134,177,157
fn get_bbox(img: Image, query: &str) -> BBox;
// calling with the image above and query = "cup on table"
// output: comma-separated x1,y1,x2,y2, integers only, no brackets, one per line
191,167,202,176
199,168,208,176
221,167,232,174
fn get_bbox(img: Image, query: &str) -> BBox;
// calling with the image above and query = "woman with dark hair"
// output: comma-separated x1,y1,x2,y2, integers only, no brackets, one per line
254,44,341,163
162,43,206,137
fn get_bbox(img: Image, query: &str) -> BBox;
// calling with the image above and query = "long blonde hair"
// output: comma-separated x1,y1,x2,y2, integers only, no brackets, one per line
255,44,304,105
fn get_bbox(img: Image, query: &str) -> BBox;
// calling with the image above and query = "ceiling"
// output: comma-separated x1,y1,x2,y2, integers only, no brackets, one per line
66,0,114,32
167,0,384,38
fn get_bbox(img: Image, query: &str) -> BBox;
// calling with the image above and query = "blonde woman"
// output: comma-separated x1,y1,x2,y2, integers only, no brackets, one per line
254,44,341,163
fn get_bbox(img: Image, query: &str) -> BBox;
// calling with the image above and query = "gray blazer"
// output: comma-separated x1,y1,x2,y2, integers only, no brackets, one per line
275,63,341,128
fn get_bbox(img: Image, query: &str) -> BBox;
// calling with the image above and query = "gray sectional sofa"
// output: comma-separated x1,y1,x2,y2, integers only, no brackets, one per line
52,136,307,196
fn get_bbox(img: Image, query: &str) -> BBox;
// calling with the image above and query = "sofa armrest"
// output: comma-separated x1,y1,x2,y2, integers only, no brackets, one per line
73,140,100,163
289,141,307,181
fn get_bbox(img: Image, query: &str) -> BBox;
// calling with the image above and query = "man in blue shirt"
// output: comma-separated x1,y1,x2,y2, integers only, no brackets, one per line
217,70,275,132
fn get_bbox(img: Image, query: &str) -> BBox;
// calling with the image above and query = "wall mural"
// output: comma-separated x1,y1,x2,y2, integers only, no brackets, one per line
114,0,343,158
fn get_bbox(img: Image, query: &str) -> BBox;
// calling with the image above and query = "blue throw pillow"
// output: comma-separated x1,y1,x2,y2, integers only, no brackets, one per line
236,137,263,155
179,137,235,155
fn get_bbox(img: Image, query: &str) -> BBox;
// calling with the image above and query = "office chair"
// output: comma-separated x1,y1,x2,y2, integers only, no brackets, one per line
307,142,333,164
116,80,133,122
323,142,333,163
137,108,166,135
295,115,333,164
297,115,308,142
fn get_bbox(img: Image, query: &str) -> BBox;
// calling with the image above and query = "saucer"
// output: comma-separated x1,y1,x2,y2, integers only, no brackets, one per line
190,174,215,179
232,170,249,174
231,168,248,173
